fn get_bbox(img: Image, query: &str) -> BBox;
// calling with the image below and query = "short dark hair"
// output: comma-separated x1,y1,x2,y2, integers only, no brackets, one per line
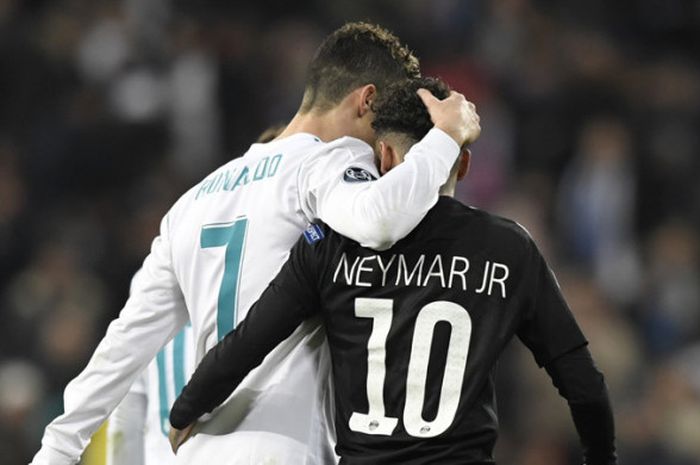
371,77,451,142
300,22,420,112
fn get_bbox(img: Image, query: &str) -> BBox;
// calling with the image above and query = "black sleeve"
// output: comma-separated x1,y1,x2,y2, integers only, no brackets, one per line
170,235,322,429
545,346,617,465
516,240,588,366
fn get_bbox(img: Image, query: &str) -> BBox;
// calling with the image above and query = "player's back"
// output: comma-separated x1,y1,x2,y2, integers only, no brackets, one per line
164,133,334,464
316,196,585,464
167,134,322,356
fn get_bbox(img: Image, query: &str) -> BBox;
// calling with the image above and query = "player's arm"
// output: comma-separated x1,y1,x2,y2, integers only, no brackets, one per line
516,238,617,465
545,346,616,465
300,90,480,251
30,215,189,465
169,230,323,445
106,374,147,465
105,269,155,465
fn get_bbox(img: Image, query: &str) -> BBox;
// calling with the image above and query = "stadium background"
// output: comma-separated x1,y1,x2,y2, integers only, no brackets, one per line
1,0,699,463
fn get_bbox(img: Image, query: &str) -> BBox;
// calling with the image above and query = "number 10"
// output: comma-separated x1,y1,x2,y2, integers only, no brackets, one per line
349,298,472,438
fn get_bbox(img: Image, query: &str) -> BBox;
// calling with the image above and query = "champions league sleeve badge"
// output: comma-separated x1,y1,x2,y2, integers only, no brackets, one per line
343,167,378,183
303,224,325,244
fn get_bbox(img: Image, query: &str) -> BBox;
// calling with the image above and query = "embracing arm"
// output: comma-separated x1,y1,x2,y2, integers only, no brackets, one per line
169,234,321,433
311,129,460,250
30,216,189,465
301,90,480,251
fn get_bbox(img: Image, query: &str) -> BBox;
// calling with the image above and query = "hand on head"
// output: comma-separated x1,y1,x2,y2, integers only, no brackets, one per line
417,89,481,147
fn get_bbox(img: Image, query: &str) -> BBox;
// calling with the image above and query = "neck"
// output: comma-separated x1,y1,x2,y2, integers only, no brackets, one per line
277,107,361,143
439,177,457,197
392,138,456,197
439,187,455,197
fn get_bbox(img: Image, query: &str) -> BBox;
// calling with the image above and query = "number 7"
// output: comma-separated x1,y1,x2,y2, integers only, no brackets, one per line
200,218,249,340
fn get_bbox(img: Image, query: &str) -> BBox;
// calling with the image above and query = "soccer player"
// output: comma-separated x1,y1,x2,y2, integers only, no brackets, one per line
169,77,617,465
31,22,481,465
104,125,289,465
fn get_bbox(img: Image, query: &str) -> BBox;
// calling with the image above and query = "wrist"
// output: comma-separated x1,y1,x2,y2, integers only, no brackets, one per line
30,445,77,465
434,124,461,146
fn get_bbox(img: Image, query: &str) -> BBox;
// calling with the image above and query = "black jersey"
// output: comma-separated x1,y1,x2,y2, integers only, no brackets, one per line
171,196,590,464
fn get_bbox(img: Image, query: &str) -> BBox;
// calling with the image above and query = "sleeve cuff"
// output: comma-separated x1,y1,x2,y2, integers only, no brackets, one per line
407,127,461,166
30,446,77,465
170,400,195,430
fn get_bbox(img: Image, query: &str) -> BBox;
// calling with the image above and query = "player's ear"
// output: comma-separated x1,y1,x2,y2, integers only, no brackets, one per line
357,84,376,117
457,148,471,180
379,140,397,175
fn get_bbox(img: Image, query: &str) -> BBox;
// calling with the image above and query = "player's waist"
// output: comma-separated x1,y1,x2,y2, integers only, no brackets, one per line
336,428,497,465
339,452,495,465
174,430,327,465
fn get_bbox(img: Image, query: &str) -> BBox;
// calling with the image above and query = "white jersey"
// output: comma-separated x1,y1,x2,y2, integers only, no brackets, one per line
146,326,195,462
107,325,195,465
31,129,460,465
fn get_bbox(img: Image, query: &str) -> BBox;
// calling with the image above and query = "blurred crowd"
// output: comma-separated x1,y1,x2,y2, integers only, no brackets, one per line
1,0,699,464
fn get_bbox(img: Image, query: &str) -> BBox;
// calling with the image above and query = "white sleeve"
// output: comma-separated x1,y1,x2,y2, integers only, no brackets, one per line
30,215,189,465
106,388,147,465
300,128,460,251
106,271,149,465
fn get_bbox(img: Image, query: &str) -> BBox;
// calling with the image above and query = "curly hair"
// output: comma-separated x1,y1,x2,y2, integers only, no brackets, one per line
301,22,421,112
371,77,451,142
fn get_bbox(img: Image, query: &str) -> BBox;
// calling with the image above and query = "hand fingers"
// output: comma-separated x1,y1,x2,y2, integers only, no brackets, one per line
416,88,440,108
465,100,479,123
169,423,196,454
169,427,180,454
448,90,468,104
178,423,196,451
169,428,186,454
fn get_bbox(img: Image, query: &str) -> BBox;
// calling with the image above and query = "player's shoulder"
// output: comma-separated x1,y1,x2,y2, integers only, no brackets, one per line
322,135,372,153
300,222,342,247
255,132,325,158
474,207,532,243
300,136,377,185
171,157,242,205
303,136,372,163
294,222,347,270
434,197,535,247
299,222,353,257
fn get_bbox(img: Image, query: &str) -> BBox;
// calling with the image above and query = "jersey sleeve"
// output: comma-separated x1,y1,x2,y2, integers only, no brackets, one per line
126,363,148,396
170,230,324,429
516,238,588,367
299,128,460,251
30,215,189,465
545,346,617,465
